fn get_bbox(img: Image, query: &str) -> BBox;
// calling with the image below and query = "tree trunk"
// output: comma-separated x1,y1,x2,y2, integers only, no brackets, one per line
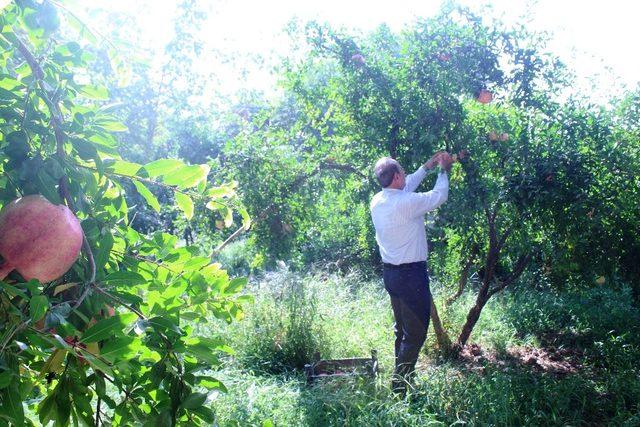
430,298,452,353
457,293,489,346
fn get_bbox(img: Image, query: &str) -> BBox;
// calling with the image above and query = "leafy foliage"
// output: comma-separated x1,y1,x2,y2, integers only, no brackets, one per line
0,2,248,425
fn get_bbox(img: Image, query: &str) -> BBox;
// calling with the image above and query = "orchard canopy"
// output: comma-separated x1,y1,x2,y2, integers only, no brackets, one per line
0,1,639,426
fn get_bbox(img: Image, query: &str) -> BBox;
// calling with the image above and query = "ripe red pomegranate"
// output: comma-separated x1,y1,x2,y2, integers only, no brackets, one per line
475,89,493,104
0,195,83,282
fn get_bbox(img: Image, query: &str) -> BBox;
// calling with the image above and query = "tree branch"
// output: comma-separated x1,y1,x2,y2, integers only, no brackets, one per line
93,286,147,320
487,253,531,297
497,227,512,251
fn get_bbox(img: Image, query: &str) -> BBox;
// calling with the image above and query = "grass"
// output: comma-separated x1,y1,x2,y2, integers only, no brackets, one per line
207,267,640,426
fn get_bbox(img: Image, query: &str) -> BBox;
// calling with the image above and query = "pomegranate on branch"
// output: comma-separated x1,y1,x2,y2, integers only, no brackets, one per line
351,53,365,66
0,195,83,282
475,88,493,104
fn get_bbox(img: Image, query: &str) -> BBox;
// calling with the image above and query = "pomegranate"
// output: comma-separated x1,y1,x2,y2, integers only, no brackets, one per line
475,89,493,104
0,195,83,282
351,54,365,66
499,133,509,142
487,131,499,141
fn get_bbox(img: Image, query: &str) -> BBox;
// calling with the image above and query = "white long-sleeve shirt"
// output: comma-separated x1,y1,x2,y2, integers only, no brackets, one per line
370,166,449,265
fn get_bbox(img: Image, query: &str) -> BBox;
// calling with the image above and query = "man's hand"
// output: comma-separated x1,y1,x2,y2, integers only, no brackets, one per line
424,151,446,169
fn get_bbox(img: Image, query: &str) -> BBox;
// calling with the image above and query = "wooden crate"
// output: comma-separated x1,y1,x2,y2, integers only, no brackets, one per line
304,350,378,384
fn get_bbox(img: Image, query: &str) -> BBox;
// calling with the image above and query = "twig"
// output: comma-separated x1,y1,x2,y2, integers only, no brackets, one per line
0,321,28,353
487,253,531,297
95,395,101,427
214,225,246,254
93,286,147,320
109,248,181,275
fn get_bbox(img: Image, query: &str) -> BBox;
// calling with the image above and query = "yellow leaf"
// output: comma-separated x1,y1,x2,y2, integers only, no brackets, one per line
40,349,67,376
54,282,79,296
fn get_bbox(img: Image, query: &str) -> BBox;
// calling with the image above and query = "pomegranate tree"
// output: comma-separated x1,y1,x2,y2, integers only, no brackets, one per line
0,195,83,282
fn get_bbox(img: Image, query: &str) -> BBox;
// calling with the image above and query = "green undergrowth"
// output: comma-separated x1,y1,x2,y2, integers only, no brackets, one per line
207,269,640,426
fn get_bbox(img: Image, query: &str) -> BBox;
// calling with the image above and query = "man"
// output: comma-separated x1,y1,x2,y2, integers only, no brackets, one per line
370,151,453,396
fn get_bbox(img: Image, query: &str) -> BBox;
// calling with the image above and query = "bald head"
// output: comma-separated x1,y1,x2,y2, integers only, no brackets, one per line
374,157,402,188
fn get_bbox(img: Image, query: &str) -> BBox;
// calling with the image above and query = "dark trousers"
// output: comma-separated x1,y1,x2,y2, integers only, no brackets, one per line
383,261,431,393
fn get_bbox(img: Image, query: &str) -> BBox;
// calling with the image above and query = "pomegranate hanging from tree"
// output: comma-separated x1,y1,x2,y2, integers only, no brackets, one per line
0,195,83,282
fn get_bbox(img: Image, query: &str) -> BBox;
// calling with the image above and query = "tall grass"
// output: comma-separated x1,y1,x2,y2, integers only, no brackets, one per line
209,269,640,426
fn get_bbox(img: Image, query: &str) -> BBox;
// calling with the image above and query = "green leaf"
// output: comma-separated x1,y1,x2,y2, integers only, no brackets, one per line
30,294,48,322
4,130,29,160
133,180,160,212
80,313,136,343
148,316,182,334
79,350,114,376
77,84,109,100
0,76,22,90
40,349,66,375
196,376,227,392
0,282,29,300
175,192,194,220
0,370,13,389
100,336,139,362
71,138,99,162
223,206,233,227
206,184,235,199
225,277,247,294
196,337,235,355
143,159,184,178
239,206,251,230
105,159,141,176
88,134,119,156
0,381,24,426
95,119,128,132
180,392,207,410
186,343,220,366
162,164,210,189
183,256,210,271
104,271,147,287
191,406,216,423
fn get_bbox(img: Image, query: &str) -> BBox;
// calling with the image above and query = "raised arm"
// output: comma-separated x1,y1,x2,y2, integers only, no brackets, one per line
403,151,447,193
408,171,449,217
403,166,428,193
